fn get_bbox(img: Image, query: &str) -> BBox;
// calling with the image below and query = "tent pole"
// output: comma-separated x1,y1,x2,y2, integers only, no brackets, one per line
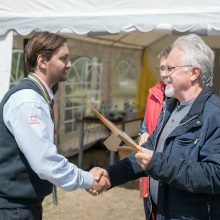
0,31,13,101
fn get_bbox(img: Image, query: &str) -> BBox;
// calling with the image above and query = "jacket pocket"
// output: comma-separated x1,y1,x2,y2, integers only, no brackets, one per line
176,133,198,147
170,133,199,159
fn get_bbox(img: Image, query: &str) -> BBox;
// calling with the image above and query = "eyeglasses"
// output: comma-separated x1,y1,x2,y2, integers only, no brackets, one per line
157,65,194,73
164,65,193,73
159,65,167,72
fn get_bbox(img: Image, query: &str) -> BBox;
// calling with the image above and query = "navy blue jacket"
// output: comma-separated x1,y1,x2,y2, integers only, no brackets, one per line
107,87,220,220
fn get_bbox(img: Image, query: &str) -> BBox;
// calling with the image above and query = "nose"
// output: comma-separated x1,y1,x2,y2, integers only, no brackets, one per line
164,68,173,77
66,60,72,69
160,68,167,77
161,73,169,84
161,68,170,78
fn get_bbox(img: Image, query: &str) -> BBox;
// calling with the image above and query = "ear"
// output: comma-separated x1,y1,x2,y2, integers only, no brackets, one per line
36,54,47,70
190,66,200,82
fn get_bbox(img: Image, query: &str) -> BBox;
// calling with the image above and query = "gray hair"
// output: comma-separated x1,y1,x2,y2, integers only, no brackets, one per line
157,46,171,60
171,34,214,87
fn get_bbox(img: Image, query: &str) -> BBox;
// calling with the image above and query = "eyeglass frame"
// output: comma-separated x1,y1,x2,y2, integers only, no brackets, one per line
158,65,194,73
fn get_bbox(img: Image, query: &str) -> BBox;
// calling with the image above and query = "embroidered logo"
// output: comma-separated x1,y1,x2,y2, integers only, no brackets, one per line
30,115,40,125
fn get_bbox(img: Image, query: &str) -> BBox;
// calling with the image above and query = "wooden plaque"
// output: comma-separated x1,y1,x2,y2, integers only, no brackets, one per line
91,108,142,152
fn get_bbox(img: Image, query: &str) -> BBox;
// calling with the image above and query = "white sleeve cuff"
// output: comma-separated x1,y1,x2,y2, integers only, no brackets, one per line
80,170,94,189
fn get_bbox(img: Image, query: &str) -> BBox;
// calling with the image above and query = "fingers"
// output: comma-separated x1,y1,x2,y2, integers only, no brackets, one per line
135,150,153,170
135,152,146,160
89,176,110,196
138,132,150,146
86,167,111,196
86,188,99,196
95,169,108,181
90,167,109,181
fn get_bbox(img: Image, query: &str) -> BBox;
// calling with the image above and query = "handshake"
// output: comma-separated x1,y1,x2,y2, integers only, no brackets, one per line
86,167,111,196
86,147,153,196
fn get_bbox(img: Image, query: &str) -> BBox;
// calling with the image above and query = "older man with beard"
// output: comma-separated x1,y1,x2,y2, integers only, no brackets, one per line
89,34,220,220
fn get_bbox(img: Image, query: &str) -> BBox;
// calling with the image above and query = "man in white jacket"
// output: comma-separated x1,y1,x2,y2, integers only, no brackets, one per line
0,31,109,220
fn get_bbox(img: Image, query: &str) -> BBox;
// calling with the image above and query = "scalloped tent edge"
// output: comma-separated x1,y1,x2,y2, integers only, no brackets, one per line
1,0,220,99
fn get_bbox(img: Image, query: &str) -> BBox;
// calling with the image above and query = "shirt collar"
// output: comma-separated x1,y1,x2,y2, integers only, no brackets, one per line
32,73,54,100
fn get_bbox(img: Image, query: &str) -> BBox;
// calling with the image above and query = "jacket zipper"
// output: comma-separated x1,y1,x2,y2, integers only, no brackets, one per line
147,101,167,220
153,101,167,150
149,109,199,219
179,114,199,126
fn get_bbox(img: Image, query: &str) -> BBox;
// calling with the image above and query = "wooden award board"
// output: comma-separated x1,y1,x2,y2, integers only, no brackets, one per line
91,108,142,152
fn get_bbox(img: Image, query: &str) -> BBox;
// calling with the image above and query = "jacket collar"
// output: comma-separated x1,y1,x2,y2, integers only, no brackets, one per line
181,86,213,123
163,87,214,138
166,87,213,118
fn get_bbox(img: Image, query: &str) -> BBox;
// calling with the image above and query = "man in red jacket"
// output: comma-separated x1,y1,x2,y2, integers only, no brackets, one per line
139,46,171,219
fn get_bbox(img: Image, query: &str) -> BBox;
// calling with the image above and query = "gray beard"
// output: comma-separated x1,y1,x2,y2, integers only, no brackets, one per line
165,86,174,98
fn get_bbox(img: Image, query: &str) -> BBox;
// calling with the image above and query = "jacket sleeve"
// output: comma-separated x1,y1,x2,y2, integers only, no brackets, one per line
106,152,145,187
139,115,147,134
146,112,220,193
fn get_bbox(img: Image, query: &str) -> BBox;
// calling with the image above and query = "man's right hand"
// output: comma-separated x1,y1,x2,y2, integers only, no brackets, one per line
86,167,111,196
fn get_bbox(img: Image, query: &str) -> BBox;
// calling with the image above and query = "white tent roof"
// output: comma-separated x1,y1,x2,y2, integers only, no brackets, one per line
1,0,220,35
1,0,220,99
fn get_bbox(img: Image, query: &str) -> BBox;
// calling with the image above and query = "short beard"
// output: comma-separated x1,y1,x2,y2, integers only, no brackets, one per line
165,86,174,98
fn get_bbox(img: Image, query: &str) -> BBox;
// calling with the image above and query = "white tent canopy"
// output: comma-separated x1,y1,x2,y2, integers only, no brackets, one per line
1,0,220,99
1,0,220,36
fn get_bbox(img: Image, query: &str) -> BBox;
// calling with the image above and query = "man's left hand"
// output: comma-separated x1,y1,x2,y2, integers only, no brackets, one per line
135,148,153,170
